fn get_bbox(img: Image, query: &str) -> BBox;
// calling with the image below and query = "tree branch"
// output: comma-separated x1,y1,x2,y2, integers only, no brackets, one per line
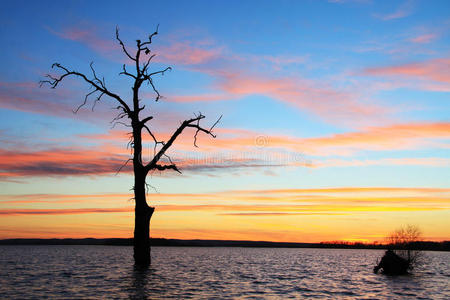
141,67,172,102
145,113,221,172
116,26,136,62
141,116,153,125
143,124,165,157
40,63,132,115
140,24,159,47
120,64,137,79
116,158,133,175
153,163,181,173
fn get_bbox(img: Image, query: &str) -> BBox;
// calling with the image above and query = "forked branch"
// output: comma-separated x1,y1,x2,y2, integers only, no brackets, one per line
40,63,131,115
145,113,222,172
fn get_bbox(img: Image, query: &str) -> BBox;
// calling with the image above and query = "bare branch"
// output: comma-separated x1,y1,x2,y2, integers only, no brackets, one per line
142,54,156,73
40,63,132,115
143,124,165,157
141,24,159,47
116,26,136,61
120,64,137,79
148,66,172,77
145,181,159,194
144,113,221,172
111,121,131,129
74,89,96,113
153,163,181,173
116,158,133,175
111,110,128,123
141,116,153,125
91,91,105,111
147,78,161,101
186,113,221,147
89,62,103,87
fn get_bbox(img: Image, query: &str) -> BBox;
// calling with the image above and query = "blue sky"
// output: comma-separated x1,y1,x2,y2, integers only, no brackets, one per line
0,0,449,241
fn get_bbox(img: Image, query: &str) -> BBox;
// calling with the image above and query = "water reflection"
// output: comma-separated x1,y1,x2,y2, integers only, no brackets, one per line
130,266,151,300
0,246,448,299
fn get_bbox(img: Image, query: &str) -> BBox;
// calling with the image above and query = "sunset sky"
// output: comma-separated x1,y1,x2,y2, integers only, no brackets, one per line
0,0,449,242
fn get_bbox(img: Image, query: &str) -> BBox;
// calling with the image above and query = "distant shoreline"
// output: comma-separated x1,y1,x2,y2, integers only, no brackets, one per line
0,238,449,251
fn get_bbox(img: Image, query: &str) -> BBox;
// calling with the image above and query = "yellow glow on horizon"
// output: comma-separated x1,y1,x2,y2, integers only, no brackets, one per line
1,187,449,242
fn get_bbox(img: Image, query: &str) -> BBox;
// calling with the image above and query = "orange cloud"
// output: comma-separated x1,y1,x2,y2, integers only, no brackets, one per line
299,122,450,155
3,121,447,180
0,147,130,178
189,122,450,156
0,207,132,215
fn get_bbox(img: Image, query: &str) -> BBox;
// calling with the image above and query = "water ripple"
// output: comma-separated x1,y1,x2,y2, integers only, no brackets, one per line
0,246,448,299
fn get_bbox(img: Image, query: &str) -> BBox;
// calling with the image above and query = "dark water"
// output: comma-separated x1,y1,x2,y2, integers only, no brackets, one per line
0,246,448,299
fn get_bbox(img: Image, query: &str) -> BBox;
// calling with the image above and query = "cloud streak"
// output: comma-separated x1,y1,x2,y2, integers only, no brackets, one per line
363,58,450,91
51,23,392,127
2,121,447,179
374,0,415,21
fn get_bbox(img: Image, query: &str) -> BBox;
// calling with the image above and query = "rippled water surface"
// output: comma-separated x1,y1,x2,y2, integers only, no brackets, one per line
0,246,449,299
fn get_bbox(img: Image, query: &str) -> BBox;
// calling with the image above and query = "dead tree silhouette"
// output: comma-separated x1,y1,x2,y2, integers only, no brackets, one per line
40,26,221,266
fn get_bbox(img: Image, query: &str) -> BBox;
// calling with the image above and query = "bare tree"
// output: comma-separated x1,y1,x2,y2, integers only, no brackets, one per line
40,26,221,266
386,224,423,270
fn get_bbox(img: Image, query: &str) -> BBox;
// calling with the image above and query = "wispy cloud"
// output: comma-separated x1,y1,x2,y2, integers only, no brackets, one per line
167,72,388,127
313,157,450,168
155,42,223,65
363,58,450,91
0,207,132,215
409,33,438,44
2,187,447,241
374,0,415,21
0,147,129,179
51,23,391,127
48,24,119,59
185,122,450,156
2,187,448,215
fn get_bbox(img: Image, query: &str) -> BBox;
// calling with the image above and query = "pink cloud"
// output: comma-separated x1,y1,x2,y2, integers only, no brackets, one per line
409,33,438,44
51,25,117,55
169,93,235,103
364,58,450,83
155,42,223,65
0,81,75,118
0,81,125,123
0,146,131,179
176,122,450,157
219,73,386,125
363,58,450,91
374,1,414,21
51,24,224,68
49,24,392,127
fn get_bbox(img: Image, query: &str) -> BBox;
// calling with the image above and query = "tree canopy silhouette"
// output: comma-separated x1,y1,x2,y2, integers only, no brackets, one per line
40,26,221,266
374,225,423,274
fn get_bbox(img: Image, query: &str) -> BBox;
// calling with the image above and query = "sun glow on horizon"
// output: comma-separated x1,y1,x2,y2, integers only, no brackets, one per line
0,0,449,243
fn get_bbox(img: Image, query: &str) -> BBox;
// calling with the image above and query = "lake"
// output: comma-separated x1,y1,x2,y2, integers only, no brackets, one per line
0,246,448,299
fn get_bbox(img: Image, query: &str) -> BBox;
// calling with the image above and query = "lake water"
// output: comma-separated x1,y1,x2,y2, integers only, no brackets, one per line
0,246,448,299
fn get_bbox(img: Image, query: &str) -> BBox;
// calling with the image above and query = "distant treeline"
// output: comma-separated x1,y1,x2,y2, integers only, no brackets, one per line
0,238,449,251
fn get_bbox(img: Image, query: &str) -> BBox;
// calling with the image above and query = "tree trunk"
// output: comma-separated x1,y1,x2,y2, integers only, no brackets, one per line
132,123,154,266
133,173,154,266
